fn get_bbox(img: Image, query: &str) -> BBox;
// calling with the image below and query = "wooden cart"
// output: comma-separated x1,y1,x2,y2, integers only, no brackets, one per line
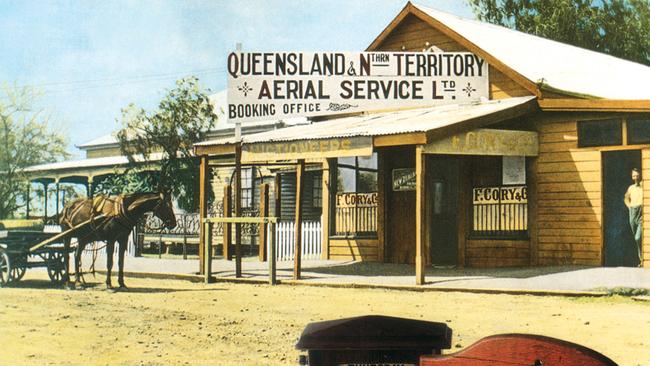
0,217,104,286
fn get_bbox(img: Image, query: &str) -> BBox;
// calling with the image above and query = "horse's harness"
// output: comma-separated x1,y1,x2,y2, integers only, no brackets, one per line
63,194,165,232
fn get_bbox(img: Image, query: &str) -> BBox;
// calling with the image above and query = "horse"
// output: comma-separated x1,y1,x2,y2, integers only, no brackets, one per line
59,191,177,290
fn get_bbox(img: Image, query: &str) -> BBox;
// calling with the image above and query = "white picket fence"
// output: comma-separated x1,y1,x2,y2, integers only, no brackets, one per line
274,221,322,261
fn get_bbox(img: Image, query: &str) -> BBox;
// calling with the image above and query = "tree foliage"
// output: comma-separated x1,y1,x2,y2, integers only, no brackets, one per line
0,85,69,219
116,77,217,210
468,0,650,66
93,170,158,196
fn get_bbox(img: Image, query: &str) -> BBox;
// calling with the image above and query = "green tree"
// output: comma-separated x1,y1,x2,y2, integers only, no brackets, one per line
468,0,650,66
0,85,69,219
117,77,217,211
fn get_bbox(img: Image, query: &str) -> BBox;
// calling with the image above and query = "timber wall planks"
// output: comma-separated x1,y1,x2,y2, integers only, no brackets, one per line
535,120,603,265
373,14,531,100
329,239,380,261
466,239,530,267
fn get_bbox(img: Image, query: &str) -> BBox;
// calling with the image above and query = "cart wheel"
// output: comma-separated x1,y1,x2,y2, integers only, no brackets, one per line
0,250,11,287
47,251,65,284
10,254,27,282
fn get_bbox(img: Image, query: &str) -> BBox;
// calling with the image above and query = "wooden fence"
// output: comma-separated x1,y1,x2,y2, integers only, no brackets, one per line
275,221,322,261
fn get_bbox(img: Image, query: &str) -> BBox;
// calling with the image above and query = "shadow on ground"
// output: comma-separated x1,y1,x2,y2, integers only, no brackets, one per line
2,279,227,294
300,261,594,279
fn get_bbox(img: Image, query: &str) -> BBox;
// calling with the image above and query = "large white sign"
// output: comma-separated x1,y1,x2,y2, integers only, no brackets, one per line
227,51,489,123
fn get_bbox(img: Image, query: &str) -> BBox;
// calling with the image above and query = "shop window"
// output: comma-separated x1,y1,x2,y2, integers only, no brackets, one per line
577,119,622,147
334,154,378,236
471,156,528,238
627,117,650,145
312,174,322,208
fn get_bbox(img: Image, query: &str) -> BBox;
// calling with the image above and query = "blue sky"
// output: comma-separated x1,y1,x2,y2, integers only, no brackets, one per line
0,0,474,158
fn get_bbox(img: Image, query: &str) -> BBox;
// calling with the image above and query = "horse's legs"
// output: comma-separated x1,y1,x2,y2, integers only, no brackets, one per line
117,236,128,288
105,240,115,289
63,235,72,288
74,241,86,288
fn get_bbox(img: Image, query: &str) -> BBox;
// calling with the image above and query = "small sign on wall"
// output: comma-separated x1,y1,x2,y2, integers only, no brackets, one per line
502,156,526,185
336,192,378,207
473,186,528,204
392,168,416,191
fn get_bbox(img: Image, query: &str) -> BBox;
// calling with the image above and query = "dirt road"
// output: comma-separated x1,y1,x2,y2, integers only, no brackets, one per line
1,272,648,365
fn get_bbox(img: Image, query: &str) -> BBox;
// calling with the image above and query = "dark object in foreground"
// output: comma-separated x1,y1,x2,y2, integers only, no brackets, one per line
420,333,618,366
296,316,618,366
295,315,452,366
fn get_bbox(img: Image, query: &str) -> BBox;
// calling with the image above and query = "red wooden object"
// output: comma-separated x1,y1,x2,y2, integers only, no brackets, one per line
420,334,618,366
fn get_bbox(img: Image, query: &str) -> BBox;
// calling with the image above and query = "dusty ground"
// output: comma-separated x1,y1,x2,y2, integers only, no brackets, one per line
1,272,649,366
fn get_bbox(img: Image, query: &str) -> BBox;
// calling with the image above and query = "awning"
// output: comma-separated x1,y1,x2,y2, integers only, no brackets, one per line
194,96,538,162
23,152,165,181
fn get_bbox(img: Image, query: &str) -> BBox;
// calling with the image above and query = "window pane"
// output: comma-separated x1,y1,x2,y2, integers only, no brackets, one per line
358,171,377,192
337,166,356,193
358,153,377,170
338,156,356,166
627,118,650,145
578,119,622,147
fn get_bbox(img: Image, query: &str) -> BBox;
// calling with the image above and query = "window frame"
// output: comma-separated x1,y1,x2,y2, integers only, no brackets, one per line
332,153,378,238
469,156,529,240
577,118,623,148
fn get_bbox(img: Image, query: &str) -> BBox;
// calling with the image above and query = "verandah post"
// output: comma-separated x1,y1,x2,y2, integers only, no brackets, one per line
294,159,305,280
223,185,232,260
259,183,269,261
235,144,242,278
198,155,209,275
415,145,426,285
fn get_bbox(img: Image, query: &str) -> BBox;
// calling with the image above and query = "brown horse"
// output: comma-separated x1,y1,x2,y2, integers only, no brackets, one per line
59,192,176,290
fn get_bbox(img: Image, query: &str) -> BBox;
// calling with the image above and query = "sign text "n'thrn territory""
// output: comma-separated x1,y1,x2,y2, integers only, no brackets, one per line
227,51,489,123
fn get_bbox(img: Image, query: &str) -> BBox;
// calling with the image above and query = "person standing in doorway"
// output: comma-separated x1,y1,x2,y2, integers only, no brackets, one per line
624,168,643,266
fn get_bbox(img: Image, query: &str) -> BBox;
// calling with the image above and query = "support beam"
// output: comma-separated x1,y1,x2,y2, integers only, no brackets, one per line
274,173,281,223
55,178,60,223
198,155,209,275
223,185,232,261
415,145,426,285
377,153,386,262
259,183,269,261
234,144,242,278
43,182,49,223
321,159,333,260
87,176,95,199
294,159,305,280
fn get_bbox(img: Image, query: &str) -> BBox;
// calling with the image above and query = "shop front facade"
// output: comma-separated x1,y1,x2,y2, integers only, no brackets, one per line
196,2,650,278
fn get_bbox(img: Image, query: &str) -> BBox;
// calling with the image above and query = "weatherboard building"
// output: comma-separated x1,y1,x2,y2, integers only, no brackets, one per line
195,2,650,282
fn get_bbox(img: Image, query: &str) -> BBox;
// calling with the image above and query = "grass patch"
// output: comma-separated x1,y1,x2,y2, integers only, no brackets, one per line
591,287,650,297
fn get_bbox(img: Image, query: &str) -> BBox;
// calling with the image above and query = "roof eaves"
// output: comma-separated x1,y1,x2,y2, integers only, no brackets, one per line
538,99,650,113
537,81,601,100
407,3,541,98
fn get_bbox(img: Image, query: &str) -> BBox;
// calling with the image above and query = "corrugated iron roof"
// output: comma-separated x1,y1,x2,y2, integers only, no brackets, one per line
413,3,650,100
196,96,536,147
23,152,165,173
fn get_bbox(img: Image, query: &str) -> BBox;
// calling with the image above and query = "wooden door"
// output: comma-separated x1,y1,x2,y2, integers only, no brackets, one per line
602,150,641,266
428,156,459,266
385,147,416,264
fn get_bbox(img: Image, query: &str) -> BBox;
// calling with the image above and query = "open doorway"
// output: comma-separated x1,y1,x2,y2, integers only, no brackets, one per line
602,150,642,267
